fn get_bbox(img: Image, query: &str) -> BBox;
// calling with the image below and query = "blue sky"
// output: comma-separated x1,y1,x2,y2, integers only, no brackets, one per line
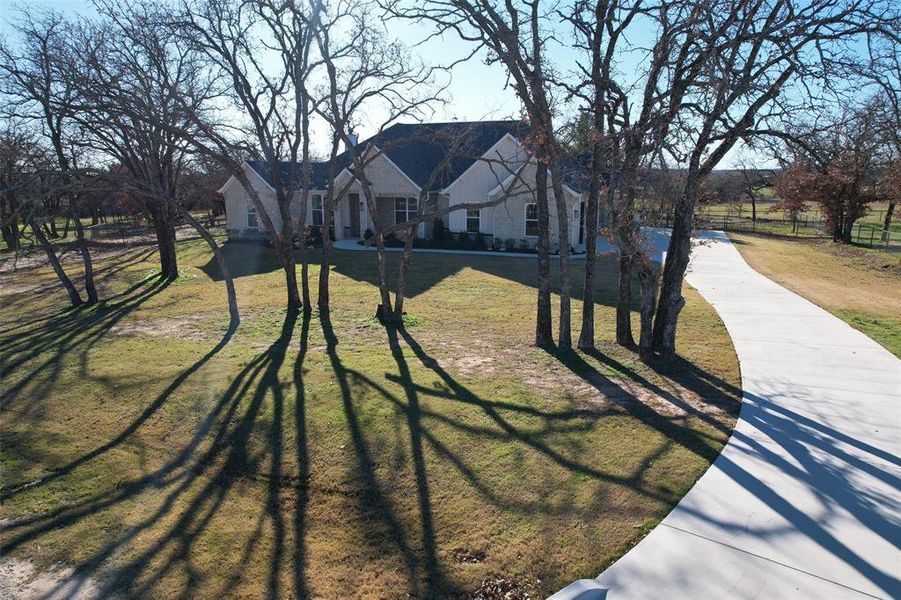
2,0,771,168
0,1,525,123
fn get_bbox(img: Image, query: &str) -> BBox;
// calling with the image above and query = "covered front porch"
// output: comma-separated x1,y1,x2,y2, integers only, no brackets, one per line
331,191,438,240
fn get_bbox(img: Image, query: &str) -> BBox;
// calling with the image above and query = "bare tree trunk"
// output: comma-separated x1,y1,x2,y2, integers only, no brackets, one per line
614,170,637,348
393,225,416,321
373,230,394,321
299,230,312,313
318,212,334,310
534,164,553,348
578,182,599,350
2,196,20,250
278,237,302,310
47,118,99,303
883,202,895,241
549,164,572,349
751,193,757,222
1,222,18,250
29,216,82,307
69,203,98,304
150,202,179,280
652,190,693,358
616,255,635,346
636,258,659,362
842,213,855,243
181,209,239,328
273,189,302,311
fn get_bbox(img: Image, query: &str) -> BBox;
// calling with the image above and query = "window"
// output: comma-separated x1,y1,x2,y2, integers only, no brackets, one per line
394,197,418,225
525,203,539,236
466,209,480,233
311,194,323,226
247,200,259,229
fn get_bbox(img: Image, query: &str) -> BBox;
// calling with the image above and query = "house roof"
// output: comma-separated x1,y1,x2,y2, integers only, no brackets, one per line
558,154,615,192
244,121,606,194
245,160,340,191
246,120,559,193
360,121,530,190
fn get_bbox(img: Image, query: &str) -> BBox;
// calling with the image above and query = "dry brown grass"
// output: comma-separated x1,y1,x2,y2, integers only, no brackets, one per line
0,239,740,598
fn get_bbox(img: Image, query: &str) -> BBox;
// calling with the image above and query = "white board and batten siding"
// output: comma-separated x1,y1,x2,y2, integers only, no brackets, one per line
360,149,426,237
220,163,279,233
444,134,527,235
490,162,582,249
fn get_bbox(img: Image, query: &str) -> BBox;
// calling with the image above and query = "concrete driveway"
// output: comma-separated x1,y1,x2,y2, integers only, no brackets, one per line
552,231,901,600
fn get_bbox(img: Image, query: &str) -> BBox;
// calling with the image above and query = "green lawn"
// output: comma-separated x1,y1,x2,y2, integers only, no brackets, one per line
0,238,740,598
729,233,901,358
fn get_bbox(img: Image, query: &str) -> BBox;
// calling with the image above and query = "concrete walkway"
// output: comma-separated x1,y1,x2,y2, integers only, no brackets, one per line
552,231,901,600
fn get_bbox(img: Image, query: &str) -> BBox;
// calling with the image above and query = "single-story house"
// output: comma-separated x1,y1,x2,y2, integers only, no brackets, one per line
218,120,601,250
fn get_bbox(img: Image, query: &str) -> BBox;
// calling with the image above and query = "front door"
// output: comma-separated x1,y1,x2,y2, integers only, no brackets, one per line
349,193,361,238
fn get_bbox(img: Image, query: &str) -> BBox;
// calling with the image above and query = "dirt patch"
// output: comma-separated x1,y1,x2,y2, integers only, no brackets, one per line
0,280,60,297
470,575,537,600
451,547,487,564
419,333,731,422
111,314,208,340
0,558,101,600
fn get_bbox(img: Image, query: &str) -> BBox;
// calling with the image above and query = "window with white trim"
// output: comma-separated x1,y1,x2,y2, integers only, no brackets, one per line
394,197,418,225
311,194,324,226
525,203,539,236
465,209,480,233
247,200,259,229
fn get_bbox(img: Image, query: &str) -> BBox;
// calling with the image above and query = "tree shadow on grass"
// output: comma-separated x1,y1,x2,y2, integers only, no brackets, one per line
1,309,309,600
0,274,175,417
341,325,739,595
1,304,732,599
200,240,637,310
0,246,159,323
392,328,725,491
319,310,441,597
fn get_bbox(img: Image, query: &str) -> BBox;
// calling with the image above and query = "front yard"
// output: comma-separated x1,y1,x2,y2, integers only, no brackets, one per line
0,238,740,598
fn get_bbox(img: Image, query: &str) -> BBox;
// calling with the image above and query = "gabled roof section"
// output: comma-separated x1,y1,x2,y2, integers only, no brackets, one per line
245,159,344,191
360,121,530,190
558,154,616,193
245,120,531,193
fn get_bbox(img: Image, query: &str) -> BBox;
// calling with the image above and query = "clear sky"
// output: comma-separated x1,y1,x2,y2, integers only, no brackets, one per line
0,1,524,123
1,0,775,168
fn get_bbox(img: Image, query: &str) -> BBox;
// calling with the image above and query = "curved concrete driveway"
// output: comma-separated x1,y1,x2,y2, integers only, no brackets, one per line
553,231,901,600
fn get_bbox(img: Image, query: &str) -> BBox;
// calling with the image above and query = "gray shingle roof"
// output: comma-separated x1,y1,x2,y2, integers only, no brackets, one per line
246,121,597,194
247,120,552,192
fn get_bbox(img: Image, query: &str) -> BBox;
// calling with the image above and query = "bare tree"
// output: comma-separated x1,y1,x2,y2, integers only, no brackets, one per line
0,10,99,303
50,2,242,323
564,0,708,358
733,153,776,223
562,4,620,351
385,0,574,348
0,125,83,306
652,0,895,358
171,0,323,311
314,0,445,319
